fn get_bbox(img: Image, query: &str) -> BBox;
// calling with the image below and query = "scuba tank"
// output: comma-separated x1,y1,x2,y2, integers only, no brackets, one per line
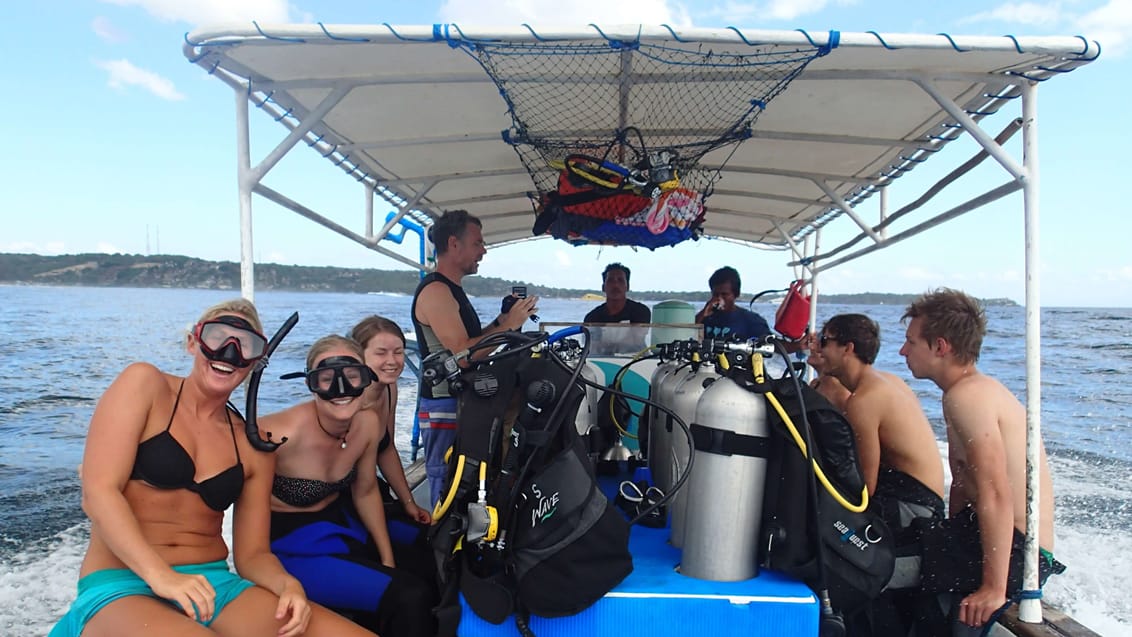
667,359,719,547
652,359,683,493
681,373,770,581
646,356,681,493
574,361,603,439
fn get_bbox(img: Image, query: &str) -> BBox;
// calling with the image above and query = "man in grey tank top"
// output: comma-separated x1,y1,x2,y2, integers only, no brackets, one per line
411,210,539,504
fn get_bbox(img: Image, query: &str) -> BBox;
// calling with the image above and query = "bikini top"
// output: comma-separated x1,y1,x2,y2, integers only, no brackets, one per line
272,467,358,508
130,380,244,512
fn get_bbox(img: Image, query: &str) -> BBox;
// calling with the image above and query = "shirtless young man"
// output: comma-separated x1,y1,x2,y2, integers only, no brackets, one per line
901,289,1062,632
805,331,851,414
818,313,945,524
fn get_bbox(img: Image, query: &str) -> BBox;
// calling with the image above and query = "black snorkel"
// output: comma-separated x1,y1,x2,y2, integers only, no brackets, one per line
244,311,299,452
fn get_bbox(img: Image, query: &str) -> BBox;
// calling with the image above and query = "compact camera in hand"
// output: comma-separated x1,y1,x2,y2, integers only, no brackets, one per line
501,286,539,322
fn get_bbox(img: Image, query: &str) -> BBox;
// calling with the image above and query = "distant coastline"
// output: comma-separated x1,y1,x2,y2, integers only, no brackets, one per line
0,252,1019,307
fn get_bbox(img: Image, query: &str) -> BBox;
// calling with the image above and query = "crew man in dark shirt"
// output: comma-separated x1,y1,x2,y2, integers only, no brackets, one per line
694,266,771,341
584,263,651,324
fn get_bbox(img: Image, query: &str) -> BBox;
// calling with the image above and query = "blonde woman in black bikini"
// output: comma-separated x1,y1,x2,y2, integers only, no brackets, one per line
49,299,373,637
264,334,435,637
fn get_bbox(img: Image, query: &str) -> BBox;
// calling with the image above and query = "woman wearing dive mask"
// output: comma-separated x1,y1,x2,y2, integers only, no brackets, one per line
49,299,374,637
263,335,436,637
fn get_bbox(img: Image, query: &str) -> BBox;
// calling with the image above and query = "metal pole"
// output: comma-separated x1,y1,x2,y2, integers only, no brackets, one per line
235,87,255,302
808,230,821,382
1019,78,1043,624
365,182,375,238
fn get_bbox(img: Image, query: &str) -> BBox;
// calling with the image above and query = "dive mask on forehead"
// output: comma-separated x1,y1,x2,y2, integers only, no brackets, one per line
281,356,375,401
195,315,268,369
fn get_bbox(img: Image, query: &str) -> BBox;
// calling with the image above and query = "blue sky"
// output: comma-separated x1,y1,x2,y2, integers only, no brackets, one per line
1,1,1129,306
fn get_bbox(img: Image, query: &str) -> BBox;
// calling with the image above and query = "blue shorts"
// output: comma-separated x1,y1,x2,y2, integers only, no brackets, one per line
48,560,255,637
418,396,457,506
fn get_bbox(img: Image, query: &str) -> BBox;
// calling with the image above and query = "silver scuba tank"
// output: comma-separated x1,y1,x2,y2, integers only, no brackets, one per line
574,361,603,438
667,361,719,548
647,359,683,494
680,375,769,581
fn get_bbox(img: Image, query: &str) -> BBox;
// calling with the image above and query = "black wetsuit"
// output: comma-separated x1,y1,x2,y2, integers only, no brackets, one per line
849,467,946,637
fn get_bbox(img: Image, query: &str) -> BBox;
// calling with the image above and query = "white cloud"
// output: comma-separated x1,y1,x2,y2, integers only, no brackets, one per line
961,2,1064,27
439,0,692,26
96,242,125,254
1077,0,1132,55
704,0,857,23
3,241,67,254
2,242,45,253
555,249,573,267
1096,265,1132,281
94,59,185,101
92,16,127,43
764,0,856,21
896,266,940,281
99,0,292,26
956,1,1130,56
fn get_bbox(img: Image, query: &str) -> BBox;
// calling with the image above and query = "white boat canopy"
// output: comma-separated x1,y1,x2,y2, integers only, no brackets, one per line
183,24,1098,275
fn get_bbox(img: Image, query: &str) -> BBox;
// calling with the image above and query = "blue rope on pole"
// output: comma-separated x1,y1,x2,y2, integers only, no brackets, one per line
661,24,691,43
318,22,369,42
866,31,898,50
252,21,305,43
937,33,970,53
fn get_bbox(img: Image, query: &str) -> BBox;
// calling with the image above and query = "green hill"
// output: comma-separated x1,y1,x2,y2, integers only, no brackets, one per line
0,252,1016,306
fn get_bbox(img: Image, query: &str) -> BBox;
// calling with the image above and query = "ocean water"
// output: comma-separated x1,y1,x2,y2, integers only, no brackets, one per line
1,285,1130,635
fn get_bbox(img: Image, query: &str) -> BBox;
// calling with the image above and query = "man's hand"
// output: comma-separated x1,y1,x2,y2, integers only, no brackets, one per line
697,296,722,322
958,585,1008,628
499,295,539,330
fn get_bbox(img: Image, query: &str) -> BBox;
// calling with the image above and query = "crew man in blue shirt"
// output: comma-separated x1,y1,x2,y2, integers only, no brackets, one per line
694,266,771,341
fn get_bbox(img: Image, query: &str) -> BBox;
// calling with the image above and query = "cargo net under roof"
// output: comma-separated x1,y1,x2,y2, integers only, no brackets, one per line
466,38,826,248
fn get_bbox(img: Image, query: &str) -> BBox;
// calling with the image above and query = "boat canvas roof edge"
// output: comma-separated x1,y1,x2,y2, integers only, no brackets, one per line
184,25,1100,625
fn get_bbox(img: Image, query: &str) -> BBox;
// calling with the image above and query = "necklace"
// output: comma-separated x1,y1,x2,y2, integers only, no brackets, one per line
314,407,350,449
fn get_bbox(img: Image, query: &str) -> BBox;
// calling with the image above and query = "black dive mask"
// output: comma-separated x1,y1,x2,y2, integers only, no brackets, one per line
195,315,267,369
282,356,375,401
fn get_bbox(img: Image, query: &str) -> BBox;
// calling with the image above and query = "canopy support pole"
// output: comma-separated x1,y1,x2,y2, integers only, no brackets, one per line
365,183,376,237
1019,78,1043,625
374,182,437,245
815,179,885,244
235,88,255,301
252,183,425,271
916,78,1027,182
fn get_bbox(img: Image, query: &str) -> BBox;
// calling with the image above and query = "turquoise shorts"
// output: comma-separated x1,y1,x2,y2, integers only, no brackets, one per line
48,560,255,637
